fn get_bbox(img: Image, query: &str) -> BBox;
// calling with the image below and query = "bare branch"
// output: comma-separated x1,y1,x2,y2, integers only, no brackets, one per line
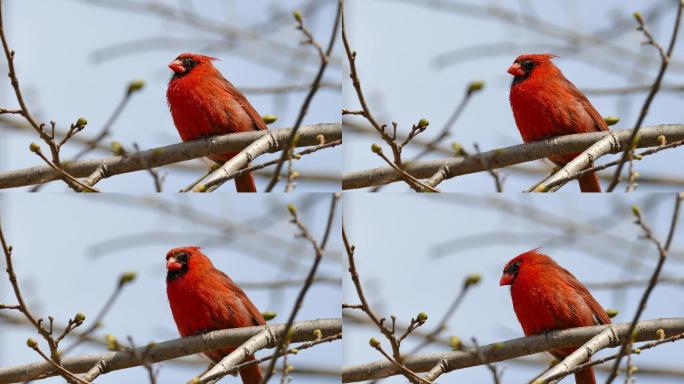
343,125,684,190
0,123,341,189
342,318,684,382
0,318,341,383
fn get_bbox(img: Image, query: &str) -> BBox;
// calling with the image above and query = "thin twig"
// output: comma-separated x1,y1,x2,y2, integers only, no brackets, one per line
607,2,684,191
259,194,339,383
264,3,341,191
604,194,683,383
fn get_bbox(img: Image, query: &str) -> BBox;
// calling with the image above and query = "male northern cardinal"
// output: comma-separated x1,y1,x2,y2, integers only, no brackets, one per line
167,53,267,192
166,246,265,384
500,249,610,384
508,54,608,192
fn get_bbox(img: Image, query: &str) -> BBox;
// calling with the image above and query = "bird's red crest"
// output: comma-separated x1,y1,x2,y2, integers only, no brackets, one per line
507,53,558,78
176,53,218,63
165,246,214,281
512,53,557,65
168,53,218,76
166,246,202,260
500,247,546,286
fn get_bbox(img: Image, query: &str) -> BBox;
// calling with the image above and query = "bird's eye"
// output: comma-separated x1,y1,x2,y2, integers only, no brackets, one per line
175,252,189,263
182,58,196,69
520,60,534,72
508,260,521,274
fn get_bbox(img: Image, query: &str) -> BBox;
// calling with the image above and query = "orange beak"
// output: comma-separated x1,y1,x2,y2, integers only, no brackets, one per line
499,273,514,286
168,59,185,74
507,63,525,77
166,256,182,271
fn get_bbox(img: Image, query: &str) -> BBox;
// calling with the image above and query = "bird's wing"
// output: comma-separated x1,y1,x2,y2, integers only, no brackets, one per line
565,81,609,133
217,270,266,326
560,267,611,325
218,75,267,132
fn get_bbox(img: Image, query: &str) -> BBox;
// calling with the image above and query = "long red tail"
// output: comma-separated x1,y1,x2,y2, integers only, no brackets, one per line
578,171,601,192
574,367,596,384
238,361,262,384
235,173,257,192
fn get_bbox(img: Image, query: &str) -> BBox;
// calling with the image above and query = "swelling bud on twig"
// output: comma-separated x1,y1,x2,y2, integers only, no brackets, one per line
416,312,428,322
467,80,485,94
606,309,619,318
75,117,88,127
29,142,41,153
127,79,145,95
262,114,278,124
633,11,643,23
449,335,461,350
119,271,137,286
74,312,86,323
313,329,323,340
287,204,297,216
105,334,119,351
293,10,303,23
464,273,481,288
451,142,464,155
26,338,37,349
603,116,620,126
369,337,380,348
417,118,429,128
262,311,277,321
110,141,125,156
371,143,382,153
631,204,641,217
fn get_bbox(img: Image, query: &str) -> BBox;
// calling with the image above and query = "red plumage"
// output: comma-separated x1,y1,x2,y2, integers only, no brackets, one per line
508,54,608,192
165,246,265,384
500,249,610,384
166,53,267,192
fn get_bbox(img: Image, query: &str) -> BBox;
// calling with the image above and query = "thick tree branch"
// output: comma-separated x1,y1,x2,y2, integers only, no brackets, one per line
345,121,684,188
341,317,684,382
342,125,684,190
0,123,340,189
534,327,617,383
197,328,275,383
0,318,341,383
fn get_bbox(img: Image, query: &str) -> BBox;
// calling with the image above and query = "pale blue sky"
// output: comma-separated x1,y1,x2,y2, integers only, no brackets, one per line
344,0,684,192
0,193,341,383
344,193,684,383
0,0,341,192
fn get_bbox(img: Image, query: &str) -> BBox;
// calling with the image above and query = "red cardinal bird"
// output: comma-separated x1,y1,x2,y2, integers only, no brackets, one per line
166,246,265,384
508,54,608,192
500,249,610,384
167,53,267,192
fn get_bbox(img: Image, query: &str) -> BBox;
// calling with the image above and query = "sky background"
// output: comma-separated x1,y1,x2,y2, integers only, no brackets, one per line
0,0,341,192
0,193,341,383
343,0,684,192
343,193,684,383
